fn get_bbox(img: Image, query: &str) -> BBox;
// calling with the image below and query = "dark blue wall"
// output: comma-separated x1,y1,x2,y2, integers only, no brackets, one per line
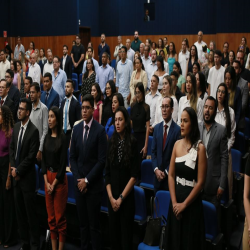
0,0,10,36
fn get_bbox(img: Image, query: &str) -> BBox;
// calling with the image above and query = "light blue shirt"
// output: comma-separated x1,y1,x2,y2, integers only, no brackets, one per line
52,68,67,106
82,58,99,74
116,59,133,98
96,64,114,93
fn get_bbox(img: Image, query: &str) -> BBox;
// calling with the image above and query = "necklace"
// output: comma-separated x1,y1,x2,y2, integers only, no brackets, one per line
183,142,191,152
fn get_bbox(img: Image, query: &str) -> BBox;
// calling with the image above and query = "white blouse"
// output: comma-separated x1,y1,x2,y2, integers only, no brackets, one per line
215,107,236,151
177,96,203,126
152,95,179,127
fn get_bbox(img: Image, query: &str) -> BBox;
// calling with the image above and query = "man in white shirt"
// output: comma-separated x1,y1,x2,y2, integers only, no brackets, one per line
0,50,10,79
207,50,225,98
126,39,135,62
194,31,207,61
113,36,123,63
43,52,53,76
140,43,145,59
28,53,41,85
178,39,190,77
145,75,161,133
82,47,99,74
142,45,151,70
145,49,157,89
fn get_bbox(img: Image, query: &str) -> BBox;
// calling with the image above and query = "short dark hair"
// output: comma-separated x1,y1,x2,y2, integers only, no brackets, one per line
66,79,75,89
76,34,81,39
6,69,14,78
214,50,222,57
82,94,94,108
25,76,33,85
63,45,68,50
87,47,93,53
0,79,7,87
102,52,109,58
44,72,52,81
121,46,127,53
20,98,32,115
30,82,40,92
205,96,218,113
170,70,178,79
152,74,159,83
53,56,60,63
233,60,241,67
163,96,174,108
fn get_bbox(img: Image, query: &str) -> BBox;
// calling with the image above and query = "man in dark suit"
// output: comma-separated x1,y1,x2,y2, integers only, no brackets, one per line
5,69,20,120
199,96,228,226
9,98,40,250
152,96,181,193
40,72,59,109
60,79,81,147
60,45,72,79
70,94,107,250
0,79,15,118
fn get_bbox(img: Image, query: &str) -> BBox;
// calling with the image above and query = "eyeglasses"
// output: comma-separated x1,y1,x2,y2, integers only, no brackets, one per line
217,89,225,94
18,107,27,111
5,76,11,79
81,106,92,111
161,105,171,110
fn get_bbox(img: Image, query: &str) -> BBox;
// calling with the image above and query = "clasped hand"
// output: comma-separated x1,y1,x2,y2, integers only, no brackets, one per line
10,167,20,181
46,183,55,195
110,197,122,212
155,169,165,182
77,178,87,193
172,202,186,220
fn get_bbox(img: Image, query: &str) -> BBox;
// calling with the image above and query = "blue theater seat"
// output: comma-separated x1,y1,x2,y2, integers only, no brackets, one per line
79,73,83,87
66,172,76,204
72,78,78,91
72,73,78,79
147,136,153,157
140,159,154,190
134,186,147,225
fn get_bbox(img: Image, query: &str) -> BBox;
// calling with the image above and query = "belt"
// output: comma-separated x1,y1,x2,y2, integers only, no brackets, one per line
48,167,57,173
176,176,196,187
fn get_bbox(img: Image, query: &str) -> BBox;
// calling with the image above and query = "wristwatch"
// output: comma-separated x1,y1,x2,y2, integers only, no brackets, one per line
85,177,88,185
119,194,124,201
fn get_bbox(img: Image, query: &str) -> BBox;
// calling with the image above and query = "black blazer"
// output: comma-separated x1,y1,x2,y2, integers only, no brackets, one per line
9,121,40,191
60,55,72,79
3,96,16,120
8,84,20,120
60,97,81,129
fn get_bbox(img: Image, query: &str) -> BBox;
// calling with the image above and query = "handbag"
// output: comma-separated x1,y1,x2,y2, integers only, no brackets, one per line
41,230,52,250
143,197,167,247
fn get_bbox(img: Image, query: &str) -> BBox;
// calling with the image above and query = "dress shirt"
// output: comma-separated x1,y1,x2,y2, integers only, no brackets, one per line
114,44,123,62
127,48,135,62
62,55,67,71
14,44,25,59
30,101,48,152
194,41,207,61
145,61,157,89
16,119,30,159
0,60,10,79
45,87,52,99
202,122,213,149
83,117,93,141
82,58,99,74
63,95,73,131
178,50,190,77
116,59,133,98
95,64,114,93
142,56,151,70
215,107,236,151
28,63,41,84
177,96,203,126
43,62,54,76
0,95,8,105
145,90,161,125
52,68,67,105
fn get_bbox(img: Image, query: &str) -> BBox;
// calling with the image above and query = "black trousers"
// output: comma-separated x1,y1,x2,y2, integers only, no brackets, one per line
65,130,72,149
75,189,102,250
0,155,17,246
108,193,135,250
14,181,40,250
154,175,169,195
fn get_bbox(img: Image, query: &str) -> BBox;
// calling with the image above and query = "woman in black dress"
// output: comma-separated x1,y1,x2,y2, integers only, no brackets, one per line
105,106,139,250
130,82,150,161
166,107,207,249
101,80,116,126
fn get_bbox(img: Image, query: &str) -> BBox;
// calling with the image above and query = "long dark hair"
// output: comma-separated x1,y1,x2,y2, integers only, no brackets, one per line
0,106,14,138
173,61,182,75
104,80,116,100
224,66,237,108
91,83,102,102
84,58,95,79
189,45,198,62
182,107,200,149
45,106,63,152
216,83,231,138
197,72,206,97
135,82,145,102
108,106,135,168
156,55,165,71
167,42,176,56
135,57,145,70
185,73,198,112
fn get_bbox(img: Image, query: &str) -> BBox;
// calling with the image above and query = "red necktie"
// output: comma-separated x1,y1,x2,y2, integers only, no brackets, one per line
26,94,29,99
0,100,4,106
162,125,168,151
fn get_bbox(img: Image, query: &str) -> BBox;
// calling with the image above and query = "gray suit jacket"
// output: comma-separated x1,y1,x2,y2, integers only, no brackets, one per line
238,77,249,129
199,121,228,195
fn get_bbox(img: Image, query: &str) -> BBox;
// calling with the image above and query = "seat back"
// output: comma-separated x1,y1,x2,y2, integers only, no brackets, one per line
245,117,250,139
111,59,116,70
72,73,78,79
134,186,147,222
127,106,131,116
79,73,83,87
231,148,242,173
147,136,153,157
154,191,170,222
234,131,246,155
72,78,79,91
66,172,76,204
140,159,154,190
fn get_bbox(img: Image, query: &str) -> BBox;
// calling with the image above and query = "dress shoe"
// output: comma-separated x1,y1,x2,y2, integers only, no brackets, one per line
19,243,30,250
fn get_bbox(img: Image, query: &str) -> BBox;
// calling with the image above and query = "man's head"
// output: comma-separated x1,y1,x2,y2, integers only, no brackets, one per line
144,46,150,58
63,45,68,56
18,98,32,122
203,96,217,124
17,36,21,46
81,94,94,123
43,73,52,91
151,49,157,63
47,52,53,63
236,50,245,67
87,47,93,59
120,46,127,61
198,31,203,43
76,35,81,45
47,48,52,55
117,36,122,44
65,80,74,98
102,52,108,66
170,71,178,88
0,50,5,62
30,83,40,103
5,69,14,86
161,96,173,123
214,50,222,66
233,60,242,76
30,53,37,65
150,75,159,91
0,79,9,98
181,39,187,52
134,31,139,41
24,77,32,94
126,39,131,50
140,43,145,55
53,56,60,71
101,33,105,43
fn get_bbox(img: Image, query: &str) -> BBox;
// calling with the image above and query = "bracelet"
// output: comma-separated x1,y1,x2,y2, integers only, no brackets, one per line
8,175,11,178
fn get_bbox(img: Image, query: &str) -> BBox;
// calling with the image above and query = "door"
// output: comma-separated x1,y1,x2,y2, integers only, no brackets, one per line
79,27,91,53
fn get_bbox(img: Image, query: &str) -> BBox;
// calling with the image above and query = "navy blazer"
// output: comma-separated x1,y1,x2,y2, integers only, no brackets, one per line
41,87,59,109
8,84,20,120
151,120,181,173
60,97,81,129
60,55,72,79
70,119,107,193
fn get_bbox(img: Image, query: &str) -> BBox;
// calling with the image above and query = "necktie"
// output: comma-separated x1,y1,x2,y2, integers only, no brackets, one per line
162,125,168,151
26,93,29,99
83,125,89,155
64,99,69,133
45,92,49,105
0,99,4,106
16,127,24,168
